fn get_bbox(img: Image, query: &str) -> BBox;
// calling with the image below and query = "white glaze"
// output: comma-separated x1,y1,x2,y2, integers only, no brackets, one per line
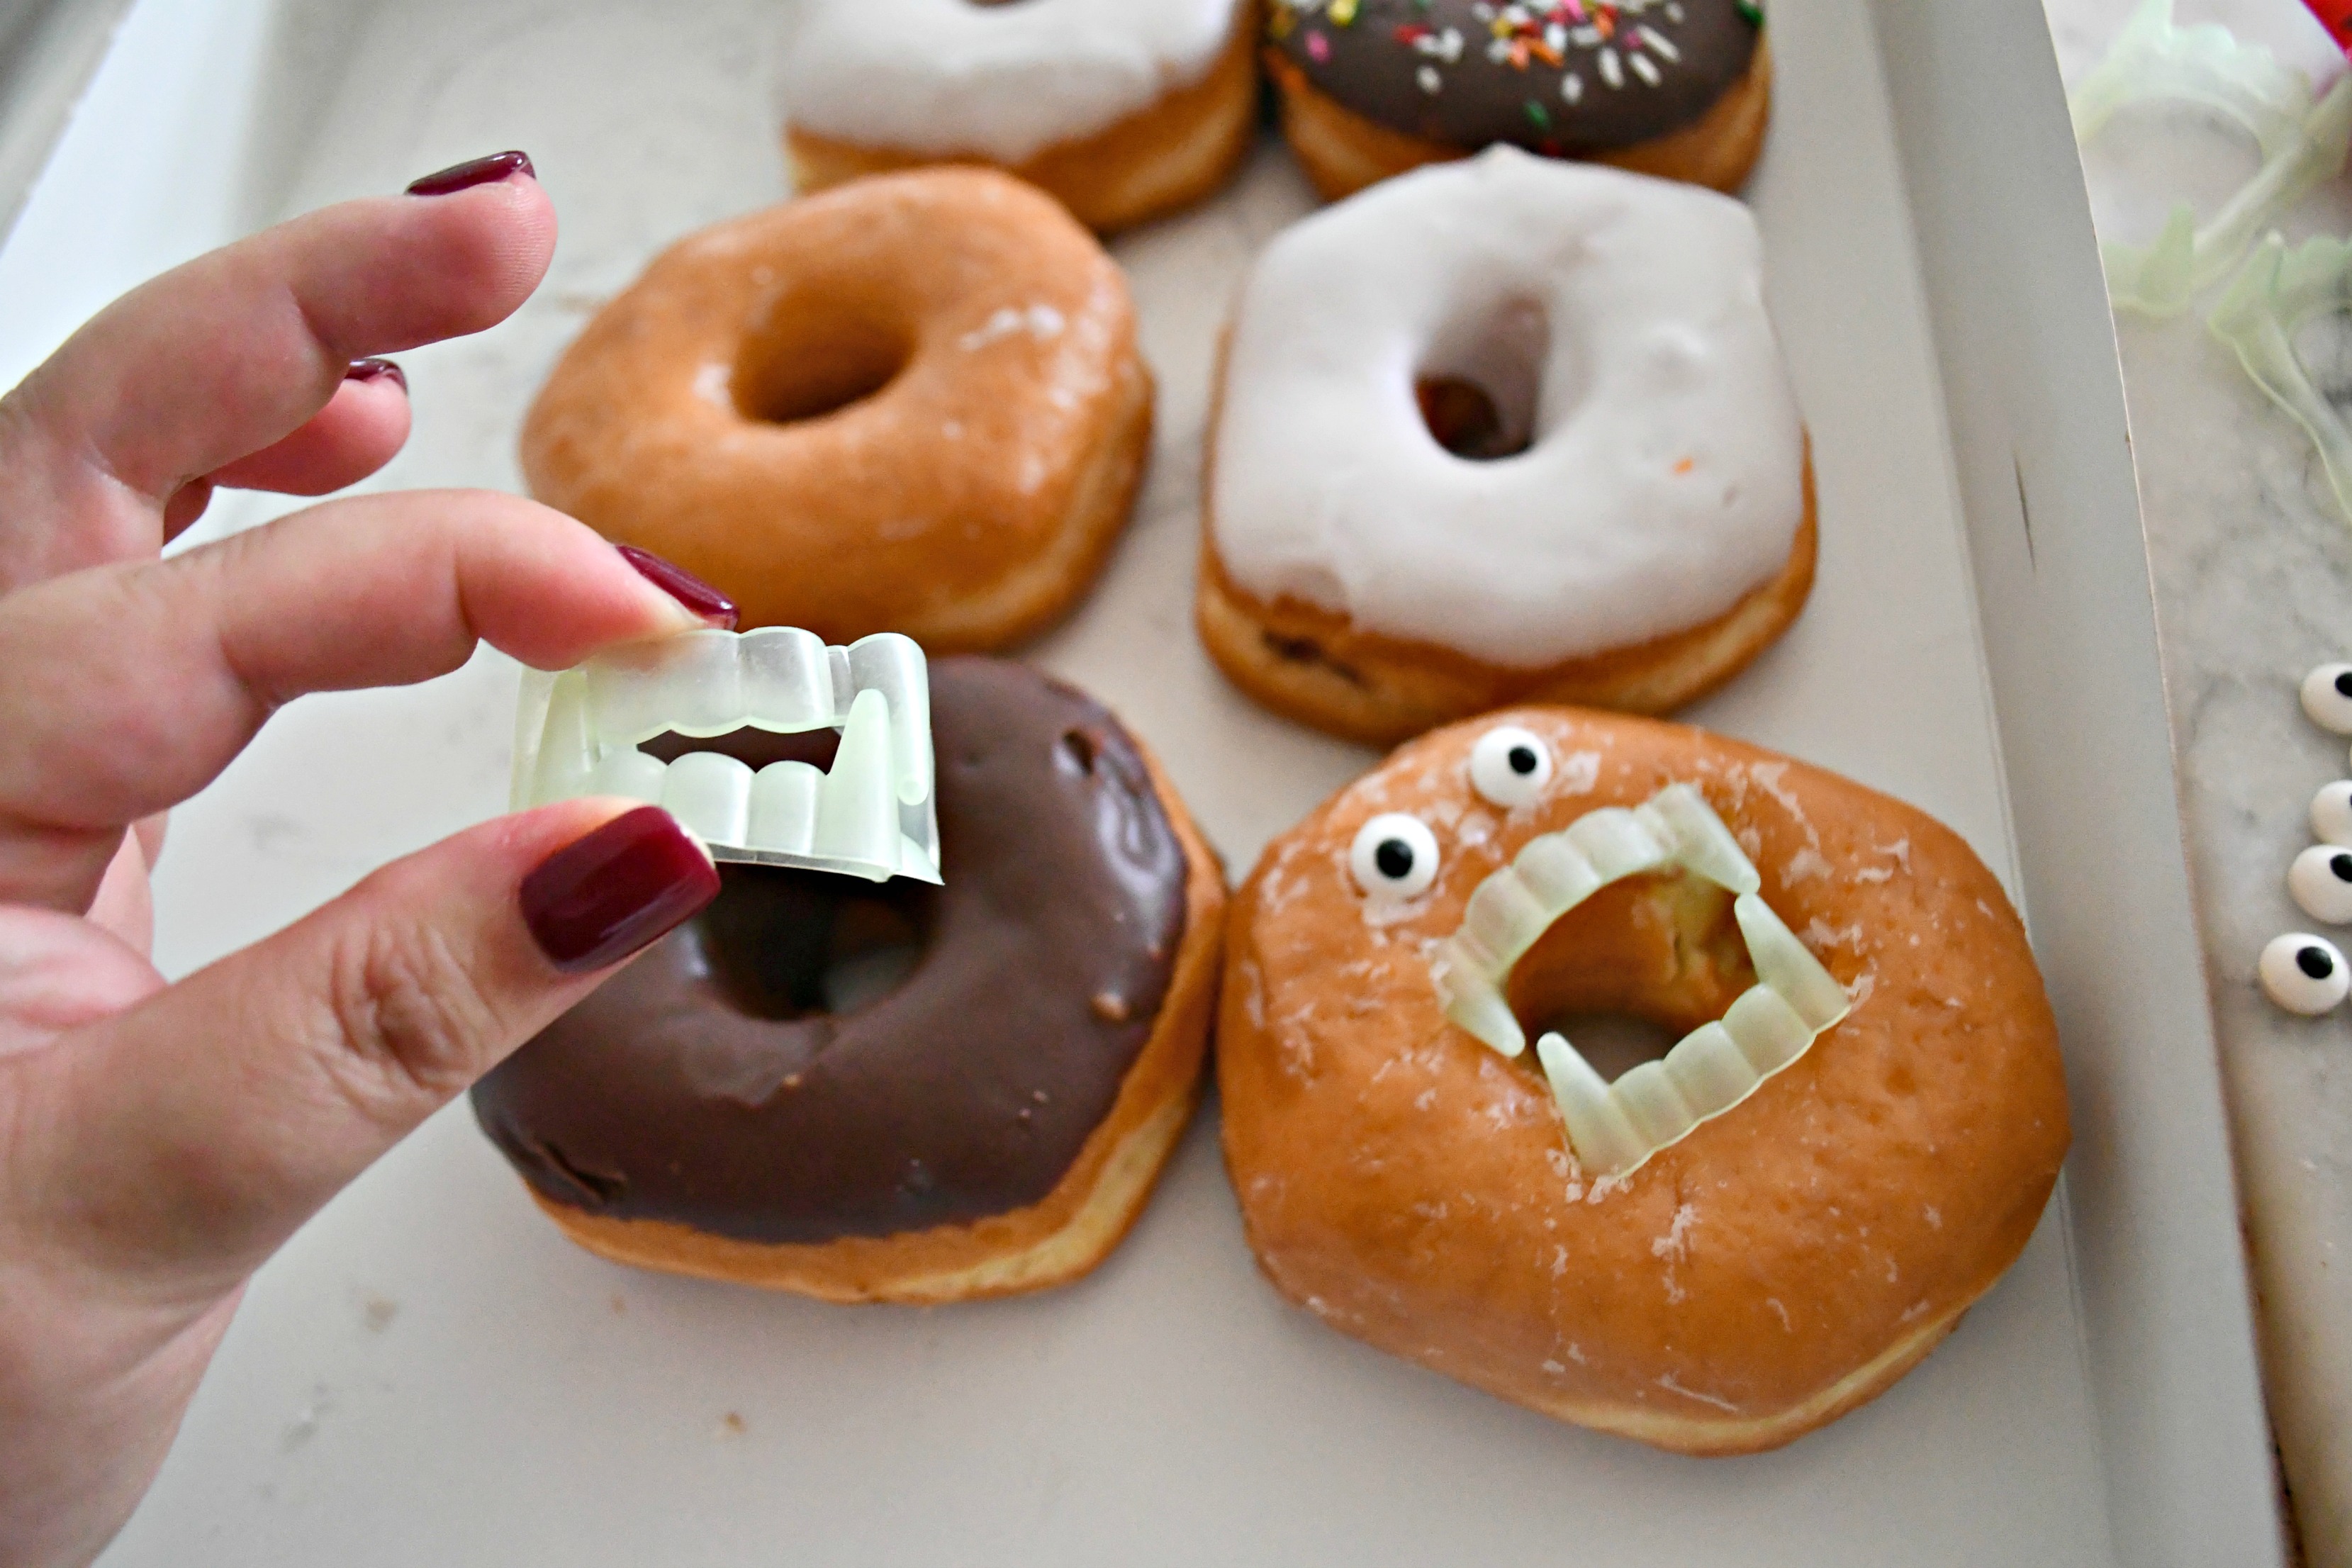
1209,147,1808,669
780,0,1242,165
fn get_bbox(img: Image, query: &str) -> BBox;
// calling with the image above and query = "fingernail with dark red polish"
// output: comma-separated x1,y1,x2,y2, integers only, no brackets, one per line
346,357,405,390
617,544,739,629
520,807,717,974
405,150,535,196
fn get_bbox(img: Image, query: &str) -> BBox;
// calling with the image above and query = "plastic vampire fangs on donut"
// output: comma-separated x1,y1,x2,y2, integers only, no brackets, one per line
1429,782,1851,1177
511,628,939,884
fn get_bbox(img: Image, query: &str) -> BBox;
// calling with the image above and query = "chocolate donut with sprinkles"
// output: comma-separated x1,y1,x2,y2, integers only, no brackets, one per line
1265,0,1771,198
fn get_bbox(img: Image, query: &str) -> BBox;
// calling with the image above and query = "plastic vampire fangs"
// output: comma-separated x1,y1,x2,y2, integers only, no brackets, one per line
2068,0,2352,317
512,628,939,885
1429,783,1852,1181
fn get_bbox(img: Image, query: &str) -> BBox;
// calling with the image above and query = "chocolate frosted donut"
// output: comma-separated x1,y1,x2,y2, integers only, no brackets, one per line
1266,0,1771,198
473,658,1226,1301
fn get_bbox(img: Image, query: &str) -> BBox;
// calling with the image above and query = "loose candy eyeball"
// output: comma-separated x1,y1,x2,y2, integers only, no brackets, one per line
2314,781,2352,848
1350,812,1439,901
2261,932,2351,1015
2302,663,2352,734
1469,724,1553,808
2290,845,2352,924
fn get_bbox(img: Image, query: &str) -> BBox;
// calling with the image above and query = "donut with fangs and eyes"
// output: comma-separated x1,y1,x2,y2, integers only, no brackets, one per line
1262,0,1771,201
778,0,1260,233
520,167,1153,651
474,659,1225,1303
1197,148,1815,746
1219,706,2070,1454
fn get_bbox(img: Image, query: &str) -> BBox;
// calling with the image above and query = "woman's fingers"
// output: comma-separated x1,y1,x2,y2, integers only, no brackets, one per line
17,800,716,1293
157,362,414,535
0,491,736,912
204,359,413,497
0,155,549,588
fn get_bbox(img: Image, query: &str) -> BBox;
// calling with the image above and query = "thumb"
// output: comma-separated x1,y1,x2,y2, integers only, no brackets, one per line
21,800,715,1290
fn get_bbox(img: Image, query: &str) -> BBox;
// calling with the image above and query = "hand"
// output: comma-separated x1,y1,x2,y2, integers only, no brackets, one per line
0,153,728,1567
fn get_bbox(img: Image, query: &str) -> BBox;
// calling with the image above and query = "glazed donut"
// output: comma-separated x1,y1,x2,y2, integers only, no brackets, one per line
474,658,1226,1303
1264,0,1770,200
1219,707,2069,1454
520,168,1153,651
779,0,1260,233
1199,148,1814,746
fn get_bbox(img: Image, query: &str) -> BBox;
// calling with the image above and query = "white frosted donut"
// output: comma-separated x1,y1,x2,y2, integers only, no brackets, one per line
1208,147,1807,671
780,0,1243,164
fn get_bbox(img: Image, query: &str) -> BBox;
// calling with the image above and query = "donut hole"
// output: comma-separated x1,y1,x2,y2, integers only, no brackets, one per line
1416,295,1550,461
640,727,935,1021
697,865,939,1021
1503,873,1756,1083
732,301,912,426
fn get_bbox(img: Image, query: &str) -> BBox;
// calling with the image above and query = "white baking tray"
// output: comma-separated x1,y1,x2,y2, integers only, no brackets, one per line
0,0,2279,1562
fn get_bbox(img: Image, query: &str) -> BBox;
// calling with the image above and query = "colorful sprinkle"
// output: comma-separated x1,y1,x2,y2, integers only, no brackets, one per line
1736,0,1763,22
1282,0,1701,118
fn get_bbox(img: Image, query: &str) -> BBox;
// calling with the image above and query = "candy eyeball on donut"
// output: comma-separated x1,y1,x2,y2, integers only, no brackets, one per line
1468,724,1552,807
1350,812,1439,900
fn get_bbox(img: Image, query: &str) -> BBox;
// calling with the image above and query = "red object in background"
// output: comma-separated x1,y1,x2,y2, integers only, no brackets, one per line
2309,0,2352,50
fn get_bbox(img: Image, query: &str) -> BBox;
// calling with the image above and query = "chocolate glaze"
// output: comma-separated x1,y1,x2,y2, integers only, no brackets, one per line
471,657,1190,1245
1271,0,1759,155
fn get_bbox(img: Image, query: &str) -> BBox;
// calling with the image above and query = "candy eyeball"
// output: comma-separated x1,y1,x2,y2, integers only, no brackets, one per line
2314,781,2352,848
2291,845,2352,924
2261,932,2351,1015
1469,724,1553,808
1350,812,1439,900
2302,663,2352,734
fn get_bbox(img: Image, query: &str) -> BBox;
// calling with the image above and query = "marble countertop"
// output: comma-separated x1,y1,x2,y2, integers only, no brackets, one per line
2045,0,2352,1559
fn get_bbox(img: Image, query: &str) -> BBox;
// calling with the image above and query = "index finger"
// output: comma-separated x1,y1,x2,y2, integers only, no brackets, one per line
0,491,736,912
0,158,551,587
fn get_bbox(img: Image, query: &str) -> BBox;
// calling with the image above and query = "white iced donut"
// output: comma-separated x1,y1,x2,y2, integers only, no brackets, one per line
778,0,1257,233
1197,147,1818,744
